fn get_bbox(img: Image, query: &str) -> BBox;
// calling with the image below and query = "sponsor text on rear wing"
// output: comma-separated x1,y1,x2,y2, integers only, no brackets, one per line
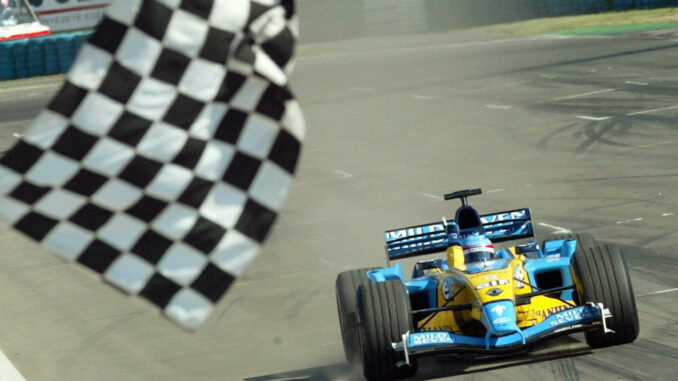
384,209,534,260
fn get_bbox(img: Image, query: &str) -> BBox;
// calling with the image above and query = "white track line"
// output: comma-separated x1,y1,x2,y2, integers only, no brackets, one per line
318,258,334,267
538,222,572,234
554,88,615,101
625,81,648,86
0,350,25,381
485,105,512,110
637,288,678,297
626,105,678,116
421,193,442,200
334,170,353,178
616,218,643,224
576,115,611,121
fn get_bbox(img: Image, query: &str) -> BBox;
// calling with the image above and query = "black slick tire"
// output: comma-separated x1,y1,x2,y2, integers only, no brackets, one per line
335,268,378,364
357,280,417,380
570,244,639,348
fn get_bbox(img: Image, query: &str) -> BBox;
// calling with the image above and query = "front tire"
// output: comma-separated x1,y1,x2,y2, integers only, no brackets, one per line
335,268,378,363
571,244,639,348
357,280,417,380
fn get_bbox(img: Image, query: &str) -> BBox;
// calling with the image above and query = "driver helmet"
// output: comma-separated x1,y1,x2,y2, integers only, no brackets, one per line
459,234,495,262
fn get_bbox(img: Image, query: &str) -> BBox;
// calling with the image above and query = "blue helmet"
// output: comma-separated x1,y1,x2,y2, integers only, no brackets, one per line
457,234,495,263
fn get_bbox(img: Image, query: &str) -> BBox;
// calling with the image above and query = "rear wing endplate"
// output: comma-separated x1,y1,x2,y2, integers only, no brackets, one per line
384,208,533,260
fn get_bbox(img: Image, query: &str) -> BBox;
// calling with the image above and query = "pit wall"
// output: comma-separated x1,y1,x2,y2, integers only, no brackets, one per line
1,0,677,81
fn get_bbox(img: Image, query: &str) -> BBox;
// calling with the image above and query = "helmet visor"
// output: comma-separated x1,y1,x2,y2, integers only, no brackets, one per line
463,245,494,262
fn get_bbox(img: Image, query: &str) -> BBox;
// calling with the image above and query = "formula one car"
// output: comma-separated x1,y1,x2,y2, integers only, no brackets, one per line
335,189,639,380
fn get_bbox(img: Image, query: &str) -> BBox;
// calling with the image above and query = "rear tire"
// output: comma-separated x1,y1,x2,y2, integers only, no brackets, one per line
357,280,418,381
571,244,639,348
540,232,596,251
335,268,378,363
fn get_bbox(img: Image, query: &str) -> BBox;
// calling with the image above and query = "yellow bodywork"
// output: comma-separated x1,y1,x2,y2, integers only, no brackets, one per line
417,246,573,334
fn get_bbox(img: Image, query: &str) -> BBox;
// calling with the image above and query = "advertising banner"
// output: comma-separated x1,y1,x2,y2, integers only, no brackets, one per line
29,0,109,32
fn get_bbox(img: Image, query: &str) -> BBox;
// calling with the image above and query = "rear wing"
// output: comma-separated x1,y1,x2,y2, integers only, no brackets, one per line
384,208,533,260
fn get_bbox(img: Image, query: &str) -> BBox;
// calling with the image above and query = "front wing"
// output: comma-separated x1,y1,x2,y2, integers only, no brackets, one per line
393,304,611,363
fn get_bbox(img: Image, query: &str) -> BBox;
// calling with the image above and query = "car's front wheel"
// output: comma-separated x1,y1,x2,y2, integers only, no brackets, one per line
357,280,417,380
570,244,639,348
335,268,378,363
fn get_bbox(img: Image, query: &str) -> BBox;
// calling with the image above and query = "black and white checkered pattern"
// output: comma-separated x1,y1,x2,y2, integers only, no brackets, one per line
0,0,303,329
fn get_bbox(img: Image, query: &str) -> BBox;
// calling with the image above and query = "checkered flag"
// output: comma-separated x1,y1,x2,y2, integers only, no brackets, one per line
0,0,303,329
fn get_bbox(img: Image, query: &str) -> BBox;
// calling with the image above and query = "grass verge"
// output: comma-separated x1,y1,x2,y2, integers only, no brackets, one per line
476,7,678,35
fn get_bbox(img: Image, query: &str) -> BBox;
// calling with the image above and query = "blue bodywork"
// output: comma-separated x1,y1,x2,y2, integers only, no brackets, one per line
365,189,608,359
384,208,534,260
366,237,595,354
393,304,603,354
368,238,580,308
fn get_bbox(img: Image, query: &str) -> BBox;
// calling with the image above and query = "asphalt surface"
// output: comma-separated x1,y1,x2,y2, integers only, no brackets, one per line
0,30,677,380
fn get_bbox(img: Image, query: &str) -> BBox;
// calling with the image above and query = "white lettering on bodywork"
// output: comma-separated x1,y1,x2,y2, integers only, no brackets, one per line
386,224,444,241
412,333,454,345
551,310,582,326
481,210,528,223
491,305,506,316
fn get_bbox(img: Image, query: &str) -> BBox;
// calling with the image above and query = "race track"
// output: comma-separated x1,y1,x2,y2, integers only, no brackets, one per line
1,29,678,380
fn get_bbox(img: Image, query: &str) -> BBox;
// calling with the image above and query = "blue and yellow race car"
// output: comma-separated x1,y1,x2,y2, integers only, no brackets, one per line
335,189,639,380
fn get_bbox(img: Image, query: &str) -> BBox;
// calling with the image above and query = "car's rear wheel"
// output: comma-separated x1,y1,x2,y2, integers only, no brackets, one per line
357,280,417,381
570,244,639,348
335,268,379,364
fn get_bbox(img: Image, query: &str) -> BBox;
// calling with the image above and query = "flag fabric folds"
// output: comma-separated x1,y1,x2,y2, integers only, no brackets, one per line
0,0,303,329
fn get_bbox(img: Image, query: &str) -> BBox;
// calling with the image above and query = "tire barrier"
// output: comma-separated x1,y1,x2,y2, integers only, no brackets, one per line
0,31,93,81
1,0,677,78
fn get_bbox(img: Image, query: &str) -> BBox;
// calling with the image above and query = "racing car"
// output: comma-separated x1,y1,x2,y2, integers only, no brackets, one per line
335,188,639,380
